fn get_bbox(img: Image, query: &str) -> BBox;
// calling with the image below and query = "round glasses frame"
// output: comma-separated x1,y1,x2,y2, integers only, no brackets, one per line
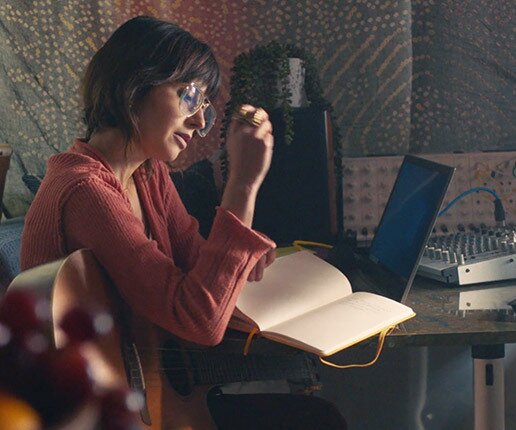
179,83,216,138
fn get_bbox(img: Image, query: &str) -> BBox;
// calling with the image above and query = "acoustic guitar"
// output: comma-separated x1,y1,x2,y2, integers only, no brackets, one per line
8,249,318,430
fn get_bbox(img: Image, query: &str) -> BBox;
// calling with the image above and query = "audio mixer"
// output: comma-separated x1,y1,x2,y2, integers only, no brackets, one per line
341,151,516,285
417,226,516,285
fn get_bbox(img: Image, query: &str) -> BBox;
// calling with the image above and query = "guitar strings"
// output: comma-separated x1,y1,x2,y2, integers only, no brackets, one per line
129,349,315,372
122,340,316,379
126,360,317,383
128,359,315,374
142,367,312,373
129,347,308,357
134,368,315,378
123,352,314,373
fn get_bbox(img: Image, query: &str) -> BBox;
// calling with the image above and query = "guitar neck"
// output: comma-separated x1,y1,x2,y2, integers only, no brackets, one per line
157,339,319,395
188,350,317,386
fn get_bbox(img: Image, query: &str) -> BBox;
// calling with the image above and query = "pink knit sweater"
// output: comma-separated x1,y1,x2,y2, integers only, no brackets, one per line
21,141,275,345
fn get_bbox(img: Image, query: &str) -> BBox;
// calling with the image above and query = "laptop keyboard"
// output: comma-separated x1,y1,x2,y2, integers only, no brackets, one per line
350,266,385,295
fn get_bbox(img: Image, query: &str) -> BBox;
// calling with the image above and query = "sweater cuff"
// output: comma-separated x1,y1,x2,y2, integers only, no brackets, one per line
212,207,276,252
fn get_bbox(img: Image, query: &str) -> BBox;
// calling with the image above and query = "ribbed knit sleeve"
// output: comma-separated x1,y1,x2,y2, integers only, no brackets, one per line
61,178,275,345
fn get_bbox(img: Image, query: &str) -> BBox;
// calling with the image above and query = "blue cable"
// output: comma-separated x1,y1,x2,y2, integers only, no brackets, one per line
438,187,501,217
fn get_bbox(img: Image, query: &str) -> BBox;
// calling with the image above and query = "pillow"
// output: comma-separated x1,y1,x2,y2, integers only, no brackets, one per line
0,217,24,294
22,174,44,196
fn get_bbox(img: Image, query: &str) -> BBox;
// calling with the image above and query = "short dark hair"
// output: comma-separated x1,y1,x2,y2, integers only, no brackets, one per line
81,16,221,141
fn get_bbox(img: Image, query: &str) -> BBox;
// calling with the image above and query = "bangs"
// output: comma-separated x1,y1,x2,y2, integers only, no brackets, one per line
156,33,221,99
175,47,221,99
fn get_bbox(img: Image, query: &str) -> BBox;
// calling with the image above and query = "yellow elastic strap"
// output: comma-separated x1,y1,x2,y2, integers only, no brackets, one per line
319,326,396,369
243,327,259,355
292,240,333,251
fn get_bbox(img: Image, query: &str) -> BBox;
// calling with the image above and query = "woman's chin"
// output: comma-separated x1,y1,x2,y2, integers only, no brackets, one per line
159,143,182,162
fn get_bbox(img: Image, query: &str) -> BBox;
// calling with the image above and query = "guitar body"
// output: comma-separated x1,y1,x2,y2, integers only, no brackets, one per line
8,249,217,430
128,310,217,430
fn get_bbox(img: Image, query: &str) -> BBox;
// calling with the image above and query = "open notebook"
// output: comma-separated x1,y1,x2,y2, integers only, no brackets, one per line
231,155,455,357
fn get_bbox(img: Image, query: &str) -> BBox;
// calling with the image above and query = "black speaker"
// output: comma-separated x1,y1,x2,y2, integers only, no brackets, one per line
253,107,341,246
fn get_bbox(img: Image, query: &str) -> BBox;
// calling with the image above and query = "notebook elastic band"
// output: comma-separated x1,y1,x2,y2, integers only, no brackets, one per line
319,326,396,369
292,240,333,251
243,327,259,355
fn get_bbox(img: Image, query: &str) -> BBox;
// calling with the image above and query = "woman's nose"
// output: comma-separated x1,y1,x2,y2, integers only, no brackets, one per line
186,107,206,130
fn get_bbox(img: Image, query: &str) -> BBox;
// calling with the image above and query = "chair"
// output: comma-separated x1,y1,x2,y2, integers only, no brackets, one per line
207,389,348,429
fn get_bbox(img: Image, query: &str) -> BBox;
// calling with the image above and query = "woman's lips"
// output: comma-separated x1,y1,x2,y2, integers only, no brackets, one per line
175,133,191,149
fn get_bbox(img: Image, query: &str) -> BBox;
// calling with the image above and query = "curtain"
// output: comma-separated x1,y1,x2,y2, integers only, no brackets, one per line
0,0,513,215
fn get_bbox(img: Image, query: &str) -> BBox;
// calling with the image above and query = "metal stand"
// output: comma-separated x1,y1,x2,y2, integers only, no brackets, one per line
472,344,505,430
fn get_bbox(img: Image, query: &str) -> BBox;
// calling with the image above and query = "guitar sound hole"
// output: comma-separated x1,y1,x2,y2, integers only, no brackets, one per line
161,339,193,396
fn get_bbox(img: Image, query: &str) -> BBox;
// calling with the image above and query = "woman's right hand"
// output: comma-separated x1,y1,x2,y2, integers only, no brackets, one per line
225,104,274,191
220,105,274,227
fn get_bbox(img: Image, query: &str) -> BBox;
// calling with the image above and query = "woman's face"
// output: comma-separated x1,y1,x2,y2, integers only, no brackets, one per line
134,82,208,161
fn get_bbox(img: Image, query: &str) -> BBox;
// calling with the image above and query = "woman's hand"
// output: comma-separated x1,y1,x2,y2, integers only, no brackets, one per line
220,105,274,227
247,248,276,282
225,105,274,191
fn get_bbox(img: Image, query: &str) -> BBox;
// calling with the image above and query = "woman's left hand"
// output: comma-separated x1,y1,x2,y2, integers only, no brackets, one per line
247,248,276,282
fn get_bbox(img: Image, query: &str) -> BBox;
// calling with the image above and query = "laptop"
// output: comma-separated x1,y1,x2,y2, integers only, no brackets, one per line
328,154,455,303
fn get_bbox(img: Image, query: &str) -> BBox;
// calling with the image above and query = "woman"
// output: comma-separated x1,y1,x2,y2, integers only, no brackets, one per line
20,16,347,429
20,15,275,346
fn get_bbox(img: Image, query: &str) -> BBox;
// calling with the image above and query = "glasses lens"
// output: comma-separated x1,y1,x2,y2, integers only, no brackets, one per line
180,84,202,116
180,83,216,137
197,104,217,137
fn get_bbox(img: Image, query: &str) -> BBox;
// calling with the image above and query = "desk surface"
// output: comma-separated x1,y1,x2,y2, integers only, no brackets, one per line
390,276,516,348
219,275,516,355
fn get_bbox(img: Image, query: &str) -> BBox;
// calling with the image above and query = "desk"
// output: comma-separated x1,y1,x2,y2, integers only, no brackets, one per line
220,275,515,429
389,276,516,430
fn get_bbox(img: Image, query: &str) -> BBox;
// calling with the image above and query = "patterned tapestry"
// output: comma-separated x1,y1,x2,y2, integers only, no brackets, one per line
0,0,514,216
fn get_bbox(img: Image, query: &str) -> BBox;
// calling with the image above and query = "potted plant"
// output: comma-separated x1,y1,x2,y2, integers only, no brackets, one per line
220,41,342,182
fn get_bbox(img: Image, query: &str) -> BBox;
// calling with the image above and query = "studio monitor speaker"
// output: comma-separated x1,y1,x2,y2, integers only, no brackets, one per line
253,107,341,246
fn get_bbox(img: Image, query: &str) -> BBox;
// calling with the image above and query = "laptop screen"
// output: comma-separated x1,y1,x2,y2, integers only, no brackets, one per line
368,155,454,300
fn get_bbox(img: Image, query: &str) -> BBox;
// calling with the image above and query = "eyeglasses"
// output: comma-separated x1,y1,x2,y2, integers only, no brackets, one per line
179,83,216,137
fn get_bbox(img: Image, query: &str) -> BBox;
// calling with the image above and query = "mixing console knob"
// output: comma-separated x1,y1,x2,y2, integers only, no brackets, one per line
442,250,450,262
479,237,486,253
458,254,465,265
450,252,457,264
